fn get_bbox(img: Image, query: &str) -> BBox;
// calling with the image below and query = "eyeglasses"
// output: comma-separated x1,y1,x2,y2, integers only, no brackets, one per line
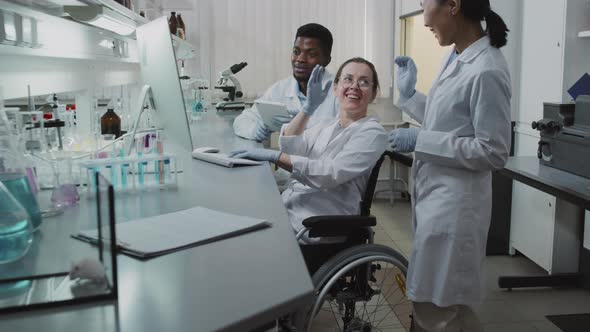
338,75,373,89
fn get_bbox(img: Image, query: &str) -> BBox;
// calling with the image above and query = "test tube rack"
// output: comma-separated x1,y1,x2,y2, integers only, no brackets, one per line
78,153,178,193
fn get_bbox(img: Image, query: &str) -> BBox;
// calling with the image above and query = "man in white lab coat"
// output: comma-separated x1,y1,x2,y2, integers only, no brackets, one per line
388,0,512,331
232,23,338,142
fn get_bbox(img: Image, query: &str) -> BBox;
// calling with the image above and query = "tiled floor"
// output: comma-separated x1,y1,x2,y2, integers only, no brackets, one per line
369,198,590,332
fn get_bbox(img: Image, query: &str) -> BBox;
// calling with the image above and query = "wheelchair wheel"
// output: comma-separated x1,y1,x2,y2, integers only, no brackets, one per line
304,244,411,332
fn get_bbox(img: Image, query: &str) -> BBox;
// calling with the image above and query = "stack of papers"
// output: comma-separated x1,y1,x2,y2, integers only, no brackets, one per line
73,206,271,259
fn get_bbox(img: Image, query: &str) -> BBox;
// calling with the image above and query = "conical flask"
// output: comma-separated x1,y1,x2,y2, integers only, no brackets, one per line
0,108,42,230
0,180,33,264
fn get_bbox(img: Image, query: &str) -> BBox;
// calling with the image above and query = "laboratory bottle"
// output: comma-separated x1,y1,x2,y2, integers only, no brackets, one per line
100,106,121,139
0,109,42,230
0,179,33,264
177,14,186,39
169,12,178,36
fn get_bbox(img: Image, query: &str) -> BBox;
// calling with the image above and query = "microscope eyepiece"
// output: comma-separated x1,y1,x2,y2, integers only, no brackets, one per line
230,62,248,74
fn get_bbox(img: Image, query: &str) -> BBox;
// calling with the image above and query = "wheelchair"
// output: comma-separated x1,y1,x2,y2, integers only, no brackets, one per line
290,151,415,332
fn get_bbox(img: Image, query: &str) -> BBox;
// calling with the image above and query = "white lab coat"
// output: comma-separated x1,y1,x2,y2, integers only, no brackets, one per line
279,116,387,243
233,73,339,140
398,36,511,307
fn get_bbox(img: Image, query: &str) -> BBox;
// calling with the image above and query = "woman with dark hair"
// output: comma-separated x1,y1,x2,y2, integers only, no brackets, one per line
389,0,511,330
231,59,387,243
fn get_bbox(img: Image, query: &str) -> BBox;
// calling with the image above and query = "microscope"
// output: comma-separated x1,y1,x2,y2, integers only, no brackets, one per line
214,62,248,111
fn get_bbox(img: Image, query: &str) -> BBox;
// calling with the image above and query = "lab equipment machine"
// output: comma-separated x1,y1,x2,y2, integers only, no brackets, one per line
214,62,248,111
533,95,590,178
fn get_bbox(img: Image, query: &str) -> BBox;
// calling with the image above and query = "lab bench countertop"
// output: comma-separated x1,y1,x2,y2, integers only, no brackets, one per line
501,156,590,210
0,110,314,332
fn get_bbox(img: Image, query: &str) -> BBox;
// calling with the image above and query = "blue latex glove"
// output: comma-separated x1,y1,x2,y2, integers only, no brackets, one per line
302,65,333,116
229,148,281,163
394,56,418,99
271,114,293,129
253,123,271,142
388,128,420,153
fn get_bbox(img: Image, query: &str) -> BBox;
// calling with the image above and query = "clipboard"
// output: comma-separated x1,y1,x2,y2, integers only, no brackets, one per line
73,206,271,259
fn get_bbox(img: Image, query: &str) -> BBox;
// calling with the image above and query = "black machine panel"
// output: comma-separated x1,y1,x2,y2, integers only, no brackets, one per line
533,95,590,179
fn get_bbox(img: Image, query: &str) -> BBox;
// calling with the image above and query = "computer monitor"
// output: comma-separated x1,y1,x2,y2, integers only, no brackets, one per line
134,17,193,152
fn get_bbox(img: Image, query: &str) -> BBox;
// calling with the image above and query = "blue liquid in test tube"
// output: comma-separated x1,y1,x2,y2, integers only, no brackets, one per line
106,165,117,188
137,153,144,186
89,167,99,191
154,159,159,182
120,164,128,188
140,162,147,186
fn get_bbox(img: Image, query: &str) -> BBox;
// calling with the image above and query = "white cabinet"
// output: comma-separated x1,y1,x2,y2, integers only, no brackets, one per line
517,0,566,125
510,0,589,274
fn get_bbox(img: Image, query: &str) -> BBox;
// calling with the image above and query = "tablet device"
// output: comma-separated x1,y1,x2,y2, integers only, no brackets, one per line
255,101,293,132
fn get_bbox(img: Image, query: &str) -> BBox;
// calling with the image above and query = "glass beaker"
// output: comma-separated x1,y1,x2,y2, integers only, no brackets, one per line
50,157,79,209
0,180,33,264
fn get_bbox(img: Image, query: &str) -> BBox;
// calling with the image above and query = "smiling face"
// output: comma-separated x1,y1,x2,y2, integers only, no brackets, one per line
291,37,330,83
334,62,376,118
421,0,457,46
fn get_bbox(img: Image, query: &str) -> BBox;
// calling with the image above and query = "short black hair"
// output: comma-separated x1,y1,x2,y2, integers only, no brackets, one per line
295,23,333,56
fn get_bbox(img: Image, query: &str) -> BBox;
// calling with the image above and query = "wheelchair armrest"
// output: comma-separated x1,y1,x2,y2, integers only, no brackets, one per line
303,215,376,238
384,150,413,167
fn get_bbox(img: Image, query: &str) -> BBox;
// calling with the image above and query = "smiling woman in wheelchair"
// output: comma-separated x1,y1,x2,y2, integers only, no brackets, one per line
232,59,413,332
231,57,387,243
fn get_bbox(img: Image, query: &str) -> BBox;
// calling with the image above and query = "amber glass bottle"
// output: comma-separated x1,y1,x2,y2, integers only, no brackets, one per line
177,14,186,39
169,12,178,36
100,107,121,138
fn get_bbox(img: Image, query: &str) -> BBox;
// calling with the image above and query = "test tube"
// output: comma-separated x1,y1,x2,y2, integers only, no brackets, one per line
138,161,145,186
163,159,171,184
106,165,117,188
121,163,128,188
118,147,127,189
88,167,97,192
155,131,164,184
136,135,145,187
